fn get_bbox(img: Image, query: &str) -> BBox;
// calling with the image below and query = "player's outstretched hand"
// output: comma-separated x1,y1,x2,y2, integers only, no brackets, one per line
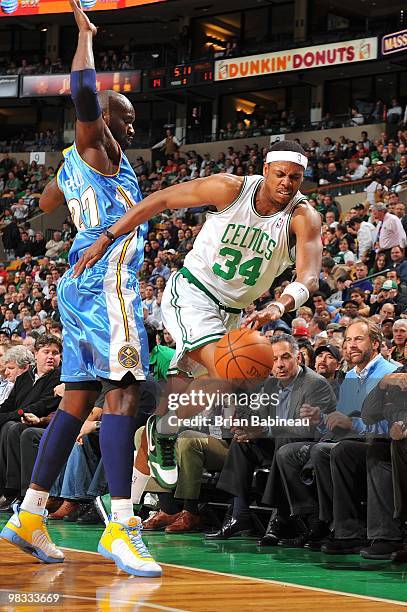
73,235,110,277
69,0,97,36
242,304,283,330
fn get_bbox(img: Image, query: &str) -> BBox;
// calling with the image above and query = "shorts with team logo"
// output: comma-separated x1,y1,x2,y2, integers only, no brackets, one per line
58,264,148,382
161,270,241,376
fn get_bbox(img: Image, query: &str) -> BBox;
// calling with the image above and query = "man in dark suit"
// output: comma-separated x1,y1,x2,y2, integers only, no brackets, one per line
0,334,62,509
205,334,336,541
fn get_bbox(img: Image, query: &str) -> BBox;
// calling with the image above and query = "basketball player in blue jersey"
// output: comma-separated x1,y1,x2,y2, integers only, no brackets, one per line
0,0,162,578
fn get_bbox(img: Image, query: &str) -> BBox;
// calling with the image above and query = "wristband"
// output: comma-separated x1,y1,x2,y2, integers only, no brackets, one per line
267,301,285,317
281,282,310,311
103,229,115,243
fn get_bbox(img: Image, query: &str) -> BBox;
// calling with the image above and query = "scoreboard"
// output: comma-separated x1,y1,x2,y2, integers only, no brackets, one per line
145,67,167,91
143,62,214,92
0,62,214,99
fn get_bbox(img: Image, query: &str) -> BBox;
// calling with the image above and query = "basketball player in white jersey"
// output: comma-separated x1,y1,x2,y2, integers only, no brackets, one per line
74,140,322,490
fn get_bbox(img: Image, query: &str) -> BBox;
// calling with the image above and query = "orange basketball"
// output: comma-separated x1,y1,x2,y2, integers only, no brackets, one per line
214,329,274,379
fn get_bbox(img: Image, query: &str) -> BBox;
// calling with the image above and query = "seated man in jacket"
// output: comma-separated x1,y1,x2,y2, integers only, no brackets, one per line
359,353,407,560
206,334,336,542
285,318,398,554
0,334,61,509
0,334,61,428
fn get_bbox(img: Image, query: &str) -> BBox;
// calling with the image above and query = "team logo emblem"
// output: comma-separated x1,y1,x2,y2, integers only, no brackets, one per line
118,345,139,368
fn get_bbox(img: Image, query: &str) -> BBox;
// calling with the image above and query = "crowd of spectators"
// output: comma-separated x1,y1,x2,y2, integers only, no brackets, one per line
0,51,138,76
1,91,406,153
0,131,62,154
0,57,66,76
219,98,407,142
0,126,406,561
140,126,407,195
0,155,60,252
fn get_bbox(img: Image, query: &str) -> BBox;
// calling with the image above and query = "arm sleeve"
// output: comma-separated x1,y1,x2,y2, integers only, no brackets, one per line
70,69,101,123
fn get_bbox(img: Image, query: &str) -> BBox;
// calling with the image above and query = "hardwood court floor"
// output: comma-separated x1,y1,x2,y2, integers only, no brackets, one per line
0,514,406,611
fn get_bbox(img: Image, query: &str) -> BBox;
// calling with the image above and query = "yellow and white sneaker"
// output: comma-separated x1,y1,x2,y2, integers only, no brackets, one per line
98,516,162,577
0,504,64,563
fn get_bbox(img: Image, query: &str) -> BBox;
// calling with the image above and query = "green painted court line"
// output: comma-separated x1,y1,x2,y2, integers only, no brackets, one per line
1,514,405,605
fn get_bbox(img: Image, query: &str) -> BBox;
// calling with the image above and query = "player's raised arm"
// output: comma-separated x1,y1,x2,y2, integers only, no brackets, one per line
72,174,243,276
68,0,105,153
39,177,65,213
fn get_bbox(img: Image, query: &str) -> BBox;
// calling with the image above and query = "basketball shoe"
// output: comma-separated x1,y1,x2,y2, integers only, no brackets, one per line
0,504,64,563
98,515,162,577
145,415,178,489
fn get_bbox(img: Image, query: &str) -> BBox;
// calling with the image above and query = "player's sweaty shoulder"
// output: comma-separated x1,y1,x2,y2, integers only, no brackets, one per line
290,199,322,232
201,173,245,212
293,198,320,218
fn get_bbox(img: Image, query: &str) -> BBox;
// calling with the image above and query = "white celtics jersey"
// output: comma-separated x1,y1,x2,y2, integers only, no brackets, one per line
183,175,307,309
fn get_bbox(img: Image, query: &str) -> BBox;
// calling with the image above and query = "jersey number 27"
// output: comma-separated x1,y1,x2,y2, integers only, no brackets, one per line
67,186,100,231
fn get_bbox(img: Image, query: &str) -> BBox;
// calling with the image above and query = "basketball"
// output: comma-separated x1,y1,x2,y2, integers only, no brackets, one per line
214,329,274,379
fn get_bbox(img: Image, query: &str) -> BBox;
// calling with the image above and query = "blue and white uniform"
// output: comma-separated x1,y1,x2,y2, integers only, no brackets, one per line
56,143,148,382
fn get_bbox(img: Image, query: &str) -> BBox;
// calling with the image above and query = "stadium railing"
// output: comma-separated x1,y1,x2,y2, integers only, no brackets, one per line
303,178,372,198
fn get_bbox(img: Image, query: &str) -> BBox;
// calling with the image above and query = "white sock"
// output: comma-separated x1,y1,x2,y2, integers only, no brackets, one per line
20,488,49,516
131,468,150,505
156,412,179,435
111,498,133,524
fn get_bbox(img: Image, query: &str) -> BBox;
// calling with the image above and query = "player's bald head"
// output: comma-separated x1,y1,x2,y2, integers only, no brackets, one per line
97,90,133,116
98,90,135,149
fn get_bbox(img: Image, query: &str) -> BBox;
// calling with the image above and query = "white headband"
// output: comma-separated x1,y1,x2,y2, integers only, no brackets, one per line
266,151,308,169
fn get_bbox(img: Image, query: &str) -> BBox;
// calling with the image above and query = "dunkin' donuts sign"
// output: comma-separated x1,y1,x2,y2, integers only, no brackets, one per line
215,38,377,82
